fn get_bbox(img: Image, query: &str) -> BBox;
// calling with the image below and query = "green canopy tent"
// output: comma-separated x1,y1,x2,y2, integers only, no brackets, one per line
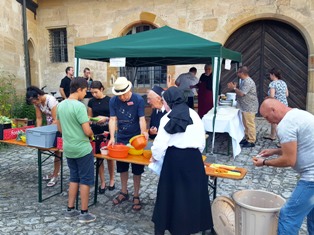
75,26,241,66
75,25,242,155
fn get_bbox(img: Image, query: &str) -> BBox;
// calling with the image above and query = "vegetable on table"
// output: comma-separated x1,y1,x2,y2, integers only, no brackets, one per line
16,130,26,141
0,116,11,124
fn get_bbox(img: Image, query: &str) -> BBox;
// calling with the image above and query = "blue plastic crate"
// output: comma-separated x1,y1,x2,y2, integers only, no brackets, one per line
26,125,57,148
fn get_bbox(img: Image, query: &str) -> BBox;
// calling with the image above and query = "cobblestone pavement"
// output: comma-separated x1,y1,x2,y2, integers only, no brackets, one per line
0,118,307,235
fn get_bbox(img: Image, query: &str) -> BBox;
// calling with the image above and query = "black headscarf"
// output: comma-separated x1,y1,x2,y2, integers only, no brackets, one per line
163,86,193,134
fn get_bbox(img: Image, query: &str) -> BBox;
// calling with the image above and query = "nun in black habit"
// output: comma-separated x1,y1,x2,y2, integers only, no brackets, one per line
151,86,213,235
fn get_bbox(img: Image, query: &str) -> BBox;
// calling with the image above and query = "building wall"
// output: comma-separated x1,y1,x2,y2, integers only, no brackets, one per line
1,0,314,110
0,0,40,92
0,0,25,92
35,0,109,95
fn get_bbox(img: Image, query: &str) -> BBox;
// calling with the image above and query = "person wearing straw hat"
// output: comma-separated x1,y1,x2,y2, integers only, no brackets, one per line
108,77,148,211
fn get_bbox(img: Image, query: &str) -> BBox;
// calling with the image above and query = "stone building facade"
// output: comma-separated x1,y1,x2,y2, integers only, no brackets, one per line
1,0,314,112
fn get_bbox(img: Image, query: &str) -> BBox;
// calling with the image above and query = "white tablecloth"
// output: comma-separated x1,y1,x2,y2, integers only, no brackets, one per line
202,106,245,158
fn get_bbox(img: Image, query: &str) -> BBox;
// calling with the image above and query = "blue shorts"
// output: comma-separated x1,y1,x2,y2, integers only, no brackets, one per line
66,152,94,186
116,162,144,175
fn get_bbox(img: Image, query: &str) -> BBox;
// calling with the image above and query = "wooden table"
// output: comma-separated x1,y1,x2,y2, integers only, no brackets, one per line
95,153,150,165
204,162,247,199
0,139,63,202
93,153,247,203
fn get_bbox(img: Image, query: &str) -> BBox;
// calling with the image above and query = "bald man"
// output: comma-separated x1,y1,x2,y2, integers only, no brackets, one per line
253,98,314,235
147,86,167,139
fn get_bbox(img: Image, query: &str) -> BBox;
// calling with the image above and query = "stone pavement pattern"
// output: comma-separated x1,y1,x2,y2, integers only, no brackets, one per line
0,118,308,234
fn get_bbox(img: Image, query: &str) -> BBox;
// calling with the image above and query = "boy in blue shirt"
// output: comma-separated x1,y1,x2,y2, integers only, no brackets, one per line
57,77,96,223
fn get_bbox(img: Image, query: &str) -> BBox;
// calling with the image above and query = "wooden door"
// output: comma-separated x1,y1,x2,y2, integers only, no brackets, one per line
220,20,308,110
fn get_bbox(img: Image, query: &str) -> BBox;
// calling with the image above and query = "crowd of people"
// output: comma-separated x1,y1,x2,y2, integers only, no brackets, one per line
24,63,314,235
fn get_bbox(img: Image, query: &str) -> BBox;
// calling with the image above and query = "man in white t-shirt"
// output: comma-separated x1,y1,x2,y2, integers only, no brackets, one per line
253,98,314,235
175,67,198,109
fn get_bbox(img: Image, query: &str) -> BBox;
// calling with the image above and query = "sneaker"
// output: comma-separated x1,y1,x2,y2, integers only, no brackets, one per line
242,142,255,148
64,209,80,219
78,212,96,223
240,139,248,145
98,185,106,194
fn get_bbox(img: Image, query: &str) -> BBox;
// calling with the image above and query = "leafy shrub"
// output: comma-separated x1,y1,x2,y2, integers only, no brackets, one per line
11,95,37,121
0,71,37,122
0,72,16,117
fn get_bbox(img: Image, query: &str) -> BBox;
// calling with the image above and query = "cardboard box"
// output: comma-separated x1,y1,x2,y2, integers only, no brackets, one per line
0,123,12,140
12,118,34,128
2,125,35,140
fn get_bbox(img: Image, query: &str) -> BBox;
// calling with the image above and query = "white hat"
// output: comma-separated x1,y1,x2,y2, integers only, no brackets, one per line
112,77,132,96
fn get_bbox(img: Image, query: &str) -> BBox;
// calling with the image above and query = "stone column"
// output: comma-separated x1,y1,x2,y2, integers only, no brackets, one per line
307,54,314,114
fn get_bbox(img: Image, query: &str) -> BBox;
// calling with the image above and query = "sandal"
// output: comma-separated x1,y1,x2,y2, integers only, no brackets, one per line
263,135,276,141
47,177,58,187
132,196,142,211
113,191,129,205
42,174,52,181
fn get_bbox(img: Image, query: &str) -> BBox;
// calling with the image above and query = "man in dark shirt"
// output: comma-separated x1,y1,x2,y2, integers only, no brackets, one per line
108,77,148,211
83,67,93,99
59,66,74,99
147,85,167,139
82,67,93,107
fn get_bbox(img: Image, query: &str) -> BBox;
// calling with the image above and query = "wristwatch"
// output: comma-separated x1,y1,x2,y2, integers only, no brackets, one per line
233,87,236,91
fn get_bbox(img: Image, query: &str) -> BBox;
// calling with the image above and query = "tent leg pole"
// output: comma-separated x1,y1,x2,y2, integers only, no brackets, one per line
75,57,80,77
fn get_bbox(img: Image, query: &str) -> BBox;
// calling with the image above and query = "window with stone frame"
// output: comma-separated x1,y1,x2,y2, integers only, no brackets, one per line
119,24,167,88
49,28,68,63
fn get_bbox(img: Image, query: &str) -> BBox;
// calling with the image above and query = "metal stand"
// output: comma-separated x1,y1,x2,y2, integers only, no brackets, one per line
206,132,231,156
208,177,217,201
37,149,63,202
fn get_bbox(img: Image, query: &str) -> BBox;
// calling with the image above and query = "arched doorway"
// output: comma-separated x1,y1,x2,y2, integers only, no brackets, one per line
28,39,39,87
221,20,308,110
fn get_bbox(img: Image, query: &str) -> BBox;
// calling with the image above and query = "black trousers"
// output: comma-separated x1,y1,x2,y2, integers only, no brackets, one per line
186,96,194,109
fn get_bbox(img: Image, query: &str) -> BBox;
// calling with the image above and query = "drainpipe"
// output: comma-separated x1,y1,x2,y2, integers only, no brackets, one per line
22,0,31,87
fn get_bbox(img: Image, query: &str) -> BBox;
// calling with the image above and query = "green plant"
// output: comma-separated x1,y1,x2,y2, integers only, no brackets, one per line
0,71,46,125
0,72,16,117
11,95,37,121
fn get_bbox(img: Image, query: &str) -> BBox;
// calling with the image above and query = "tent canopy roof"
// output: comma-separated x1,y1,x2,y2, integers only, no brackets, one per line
75,26,241,67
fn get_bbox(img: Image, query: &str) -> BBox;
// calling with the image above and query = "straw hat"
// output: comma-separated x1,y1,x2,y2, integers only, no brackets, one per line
112,77,132,96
